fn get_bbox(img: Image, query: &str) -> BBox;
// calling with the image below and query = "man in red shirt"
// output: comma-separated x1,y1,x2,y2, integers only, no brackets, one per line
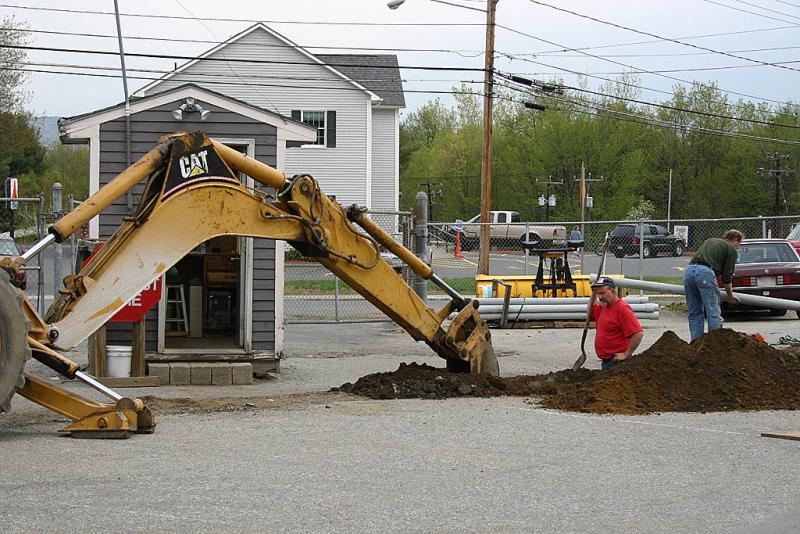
590,277,644,371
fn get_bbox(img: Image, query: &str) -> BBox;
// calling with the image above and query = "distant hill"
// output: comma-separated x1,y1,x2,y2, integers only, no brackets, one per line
31,116,60,147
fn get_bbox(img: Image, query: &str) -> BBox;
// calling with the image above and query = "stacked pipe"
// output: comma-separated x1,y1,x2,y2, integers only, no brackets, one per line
474,296,659,321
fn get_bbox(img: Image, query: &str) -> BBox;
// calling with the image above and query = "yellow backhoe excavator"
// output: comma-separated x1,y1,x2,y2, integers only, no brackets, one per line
0,131,498,438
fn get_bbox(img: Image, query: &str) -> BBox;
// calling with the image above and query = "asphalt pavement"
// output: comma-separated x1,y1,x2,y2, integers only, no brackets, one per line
2,312,800,533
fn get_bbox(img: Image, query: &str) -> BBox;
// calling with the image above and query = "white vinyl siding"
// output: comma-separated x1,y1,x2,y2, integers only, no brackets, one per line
371,108,398,211
144,27,370,206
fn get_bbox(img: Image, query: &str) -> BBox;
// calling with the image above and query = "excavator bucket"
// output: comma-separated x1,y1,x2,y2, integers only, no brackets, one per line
443,302,499,376
0,273,31,412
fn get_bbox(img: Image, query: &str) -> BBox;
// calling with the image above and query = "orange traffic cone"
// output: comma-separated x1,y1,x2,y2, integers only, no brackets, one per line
455,231,464,258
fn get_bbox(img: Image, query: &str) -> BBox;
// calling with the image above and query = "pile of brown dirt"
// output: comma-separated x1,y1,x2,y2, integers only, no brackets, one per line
334,362,595,400
334,329,800,415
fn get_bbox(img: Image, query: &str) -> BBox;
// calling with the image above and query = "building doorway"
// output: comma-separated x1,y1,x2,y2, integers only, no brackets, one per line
157,140,255,354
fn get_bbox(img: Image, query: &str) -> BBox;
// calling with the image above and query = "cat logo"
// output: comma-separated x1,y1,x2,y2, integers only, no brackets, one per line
179,150,209,178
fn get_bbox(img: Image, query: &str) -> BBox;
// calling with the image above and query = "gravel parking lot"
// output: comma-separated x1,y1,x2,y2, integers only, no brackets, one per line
2,311,799,533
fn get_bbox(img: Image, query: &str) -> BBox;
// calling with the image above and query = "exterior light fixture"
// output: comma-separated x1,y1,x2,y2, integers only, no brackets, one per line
172,98,210,121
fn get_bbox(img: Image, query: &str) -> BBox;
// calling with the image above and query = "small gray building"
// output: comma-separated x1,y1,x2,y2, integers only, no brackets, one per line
59,84,316,369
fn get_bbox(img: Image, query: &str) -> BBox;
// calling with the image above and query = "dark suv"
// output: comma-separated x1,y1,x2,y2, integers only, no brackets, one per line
609,223,685,258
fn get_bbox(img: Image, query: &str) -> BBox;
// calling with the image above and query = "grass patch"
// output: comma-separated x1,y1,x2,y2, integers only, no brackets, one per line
285,279,358,295
663,302,688,312
429,277,476,294
642,276,684,286
285,276,477,296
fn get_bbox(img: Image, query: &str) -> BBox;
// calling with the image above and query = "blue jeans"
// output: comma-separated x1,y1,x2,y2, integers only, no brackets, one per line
684,264,723,342
601,359,615,371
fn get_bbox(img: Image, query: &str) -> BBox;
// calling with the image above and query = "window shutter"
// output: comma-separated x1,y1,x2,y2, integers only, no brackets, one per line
326,110,336,148
291,110,301,121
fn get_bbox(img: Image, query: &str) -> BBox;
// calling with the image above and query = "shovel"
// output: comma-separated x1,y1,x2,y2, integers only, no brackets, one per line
572,233,610,371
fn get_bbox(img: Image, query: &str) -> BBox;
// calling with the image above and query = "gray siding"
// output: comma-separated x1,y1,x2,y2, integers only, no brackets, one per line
98,99,277,352
144,27,372,206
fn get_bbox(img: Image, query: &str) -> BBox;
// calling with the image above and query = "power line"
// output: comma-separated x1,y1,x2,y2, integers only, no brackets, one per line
17,59,483,85
532,44,800,58
729,0,800,21
494,79,800,145
0,65,485,98
524,0,800,76
499,72,800,130
525,87,800,145
2,43,487,73
20,61,799,147
0,3,485,27
495,24,800,113
526,24,800,55
12,25,800,60
702,0,800,24
0,26,487,57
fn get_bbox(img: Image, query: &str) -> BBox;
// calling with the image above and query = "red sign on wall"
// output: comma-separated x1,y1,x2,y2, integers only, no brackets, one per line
82,244,163,323
110,277,163,323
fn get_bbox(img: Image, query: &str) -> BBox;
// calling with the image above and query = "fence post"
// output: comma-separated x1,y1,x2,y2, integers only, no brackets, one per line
638,220,645,296
524,222,529,276
761,216,768,238
37,193,45,314
414,192,429,302
334,276,340,322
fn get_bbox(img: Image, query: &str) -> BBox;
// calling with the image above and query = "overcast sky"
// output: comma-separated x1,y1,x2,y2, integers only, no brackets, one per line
6,0,800,119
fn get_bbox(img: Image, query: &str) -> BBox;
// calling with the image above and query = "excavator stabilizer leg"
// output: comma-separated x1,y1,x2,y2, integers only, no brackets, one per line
16,372,156,438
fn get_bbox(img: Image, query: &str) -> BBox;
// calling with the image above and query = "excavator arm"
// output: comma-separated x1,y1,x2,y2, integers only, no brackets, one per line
0,132,497,437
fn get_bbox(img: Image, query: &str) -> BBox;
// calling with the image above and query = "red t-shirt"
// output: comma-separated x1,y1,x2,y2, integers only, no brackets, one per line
592,300,643,360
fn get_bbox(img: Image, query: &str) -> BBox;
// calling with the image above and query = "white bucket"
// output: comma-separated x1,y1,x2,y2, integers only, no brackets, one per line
106,345,132,378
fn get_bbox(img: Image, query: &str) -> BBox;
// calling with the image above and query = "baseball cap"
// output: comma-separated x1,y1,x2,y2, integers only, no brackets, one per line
591,276,616,288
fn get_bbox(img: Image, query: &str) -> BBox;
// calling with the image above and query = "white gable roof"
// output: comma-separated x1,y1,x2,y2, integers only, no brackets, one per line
132,23,381,103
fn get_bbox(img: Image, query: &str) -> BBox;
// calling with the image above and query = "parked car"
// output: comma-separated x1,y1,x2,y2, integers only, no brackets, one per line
609,223,685,258
785,223,800,256
0,235,26,289
717,238,800,318
380,249,404,273
459,210,566,251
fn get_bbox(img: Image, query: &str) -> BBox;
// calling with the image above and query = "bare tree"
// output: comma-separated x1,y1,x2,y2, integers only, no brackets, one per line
0,16,30,113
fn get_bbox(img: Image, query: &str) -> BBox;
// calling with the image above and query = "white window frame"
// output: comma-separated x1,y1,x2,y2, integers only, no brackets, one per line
297,110,327,148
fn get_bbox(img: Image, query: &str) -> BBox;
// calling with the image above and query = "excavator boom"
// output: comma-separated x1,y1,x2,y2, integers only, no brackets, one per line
0,131,498,437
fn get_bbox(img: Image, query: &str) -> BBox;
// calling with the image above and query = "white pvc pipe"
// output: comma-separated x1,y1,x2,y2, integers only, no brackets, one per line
477,303,659,314
476,296,650,306
588,275,800,311
478,311,660,321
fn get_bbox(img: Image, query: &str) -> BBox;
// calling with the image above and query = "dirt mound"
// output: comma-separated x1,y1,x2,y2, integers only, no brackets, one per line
334,329,800,415
334,362,596,399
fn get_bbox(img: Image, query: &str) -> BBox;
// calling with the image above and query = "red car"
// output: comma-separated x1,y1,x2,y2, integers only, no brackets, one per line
718,238,800,318
786,223,800,256
0,235,26,290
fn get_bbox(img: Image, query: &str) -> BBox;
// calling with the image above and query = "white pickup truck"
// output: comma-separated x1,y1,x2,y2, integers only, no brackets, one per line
458,211,567,250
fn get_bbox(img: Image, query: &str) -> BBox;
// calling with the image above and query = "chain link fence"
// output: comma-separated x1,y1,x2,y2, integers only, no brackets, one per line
9,203,797,323
285,214,800,322
284,210,415,323
428,215,800,285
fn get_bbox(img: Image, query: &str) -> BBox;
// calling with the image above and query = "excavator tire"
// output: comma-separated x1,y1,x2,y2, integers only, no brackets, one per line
0,273,31,412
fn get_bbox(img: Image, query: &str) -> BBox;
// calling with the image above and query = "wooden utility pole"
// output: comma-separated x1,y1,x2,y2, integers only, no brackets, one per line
579,162,585,228
759,153,793,215
478,0,498,275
